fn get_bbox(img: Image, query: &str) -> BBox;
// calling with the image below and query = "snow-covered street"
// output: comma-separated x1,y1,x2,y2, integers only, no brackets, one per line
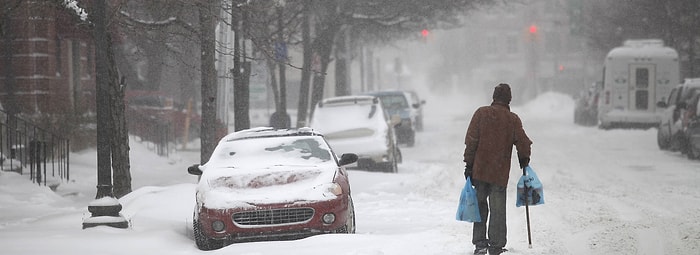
1,91,699,255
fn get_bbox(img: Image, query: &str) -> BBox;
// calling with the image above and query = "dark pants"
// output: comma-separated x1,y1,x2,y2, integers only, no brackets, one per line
472,179,507,249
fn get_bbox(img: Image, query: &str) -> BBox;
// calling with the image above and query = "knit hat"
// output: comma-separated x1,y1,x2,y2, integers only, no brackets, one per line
493,83,512,104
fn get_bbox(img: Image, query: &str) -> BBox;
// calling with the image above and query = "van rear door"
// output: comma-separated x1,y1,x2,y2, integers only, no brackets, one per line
629,64,655,111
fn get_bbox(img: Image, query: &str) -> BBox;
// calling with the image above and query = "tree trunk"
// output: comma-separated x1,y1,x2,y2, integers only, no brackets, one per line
366,48,375,91
110,55,131,197
296,0,312,128
309,41,333,118
271,6,290,129
233,6,250,131
198,0,219,164
309,23,339,119
334,28,350,96
267,59,280,112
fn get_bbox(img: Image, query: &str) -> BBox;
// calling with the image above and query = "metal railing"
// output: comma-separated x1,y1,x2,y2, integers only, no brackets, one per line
126,108,173,157
0,109,70,187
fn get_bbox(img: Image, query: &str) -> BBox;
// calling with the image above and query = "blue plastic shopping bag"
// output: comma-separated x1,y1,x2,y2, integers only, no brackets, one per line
456,177,481,222
516,165,545,207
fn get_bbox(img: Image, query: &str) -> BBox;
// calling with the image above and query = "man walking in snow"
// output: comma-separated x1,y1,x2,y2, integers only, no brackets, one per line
463,83,532,255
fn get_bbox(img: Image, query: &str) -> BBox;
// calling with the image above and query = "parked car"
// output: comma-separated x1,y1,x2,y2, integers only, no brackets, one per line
0,152,22,173
309,95,401,173
657,78,700,151
574,82,601,126
406,90,426,131
682,91,700,159
364,90,417,146
187,127,358,250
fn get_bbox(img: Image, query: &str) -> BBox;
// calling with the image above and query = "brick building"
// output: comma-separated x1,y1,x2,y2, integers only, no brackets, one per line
1,2,95,115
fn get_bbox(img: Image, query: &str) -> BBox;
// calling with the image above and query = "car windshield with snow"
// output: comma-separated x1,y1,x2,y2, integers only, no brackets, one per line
187,127,357,250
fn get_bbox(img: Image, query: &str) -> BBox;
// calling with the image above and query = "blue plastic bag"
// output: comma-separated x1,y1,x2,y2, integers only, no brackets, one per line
516,166,545,207
456,177,481,222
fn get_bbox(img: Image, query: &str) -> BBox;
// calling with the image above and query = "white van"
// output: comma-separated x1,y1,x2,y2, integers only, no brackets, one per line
597,39,680,129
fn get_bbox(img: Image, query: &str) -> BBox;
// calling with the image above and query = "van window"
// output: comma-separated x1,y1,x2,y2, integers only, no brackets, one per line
636,69,649,88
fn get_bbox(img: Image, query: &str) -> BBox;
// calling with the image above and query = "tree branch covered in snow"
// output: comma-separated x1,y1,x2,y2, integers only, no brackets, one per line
118,10,199,39
119,11,177,27
61,0,88,21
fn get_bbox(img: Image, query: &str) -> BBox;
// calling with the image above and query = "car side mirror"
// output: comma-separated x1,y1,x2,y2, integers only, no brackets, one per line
412,103,420,109
657,101,668,108
390,115,401,126
338,153,358,166
421,100,426,105
187,164,203,176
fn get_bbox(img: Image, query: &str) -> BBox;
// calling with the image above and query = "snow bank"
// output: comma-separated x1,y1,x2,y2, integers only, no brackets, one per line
514,92,575,122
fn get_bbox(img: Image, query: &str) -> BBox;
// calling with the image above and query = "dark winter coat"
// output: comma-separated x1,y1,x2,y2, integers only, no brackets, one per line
463,102,532,187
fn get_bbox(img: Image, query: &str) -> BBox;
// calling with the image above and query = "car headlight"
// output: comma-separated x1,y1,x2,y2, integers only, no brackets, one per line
328,183,343,196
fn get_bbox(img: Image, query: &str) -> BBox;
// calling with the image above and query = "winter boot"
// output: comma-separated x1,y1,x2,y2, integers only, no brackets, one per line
488,247,508,255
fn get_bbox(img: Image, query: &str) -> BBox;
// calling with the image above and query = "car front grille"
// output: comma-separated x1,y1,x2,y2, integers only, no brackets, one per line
232,208,315,226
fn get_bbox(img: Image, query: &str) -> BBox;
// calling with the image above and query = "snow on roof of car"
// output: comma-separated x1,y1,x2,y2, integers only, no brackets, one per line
319,95,377,107
364,90,408,96
222,127,323,142
684,78,700,86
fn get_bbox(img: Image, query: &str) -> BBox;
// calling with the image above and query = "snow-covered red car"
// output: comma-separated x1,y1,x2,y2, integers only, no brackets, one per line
187,127,358,250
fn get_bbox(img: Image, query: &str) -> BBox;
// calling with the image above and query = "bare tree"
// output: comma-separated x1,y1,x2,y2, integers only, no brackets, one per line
197,0,220,162
585,0,700,77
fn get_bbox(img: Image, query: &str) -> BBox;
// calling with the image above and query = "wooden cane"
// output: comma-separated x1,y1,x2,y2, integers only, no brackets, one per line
523,167,533,248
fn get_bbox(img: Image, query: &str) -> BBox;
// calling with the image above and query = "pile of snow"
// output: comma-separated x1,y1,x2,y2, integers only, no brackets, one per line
515,92,575,122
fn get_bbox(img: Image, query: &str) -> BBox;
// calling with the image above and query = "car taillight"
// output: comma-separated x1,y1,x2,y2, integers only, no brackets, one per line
605,91,610,105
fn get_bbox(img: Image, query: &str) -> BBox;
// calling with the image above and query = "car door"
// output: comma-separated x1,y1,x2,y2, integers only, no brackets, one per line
659,87,680,138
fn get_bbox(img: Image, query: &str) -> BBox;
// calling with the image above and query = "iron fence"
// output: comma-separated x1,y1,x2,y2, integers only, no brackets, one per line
0,109,70,188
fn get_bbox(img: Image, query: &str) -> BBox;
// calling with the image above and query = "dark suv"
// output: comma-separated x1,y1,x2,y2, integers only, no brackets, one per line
365,91,418,147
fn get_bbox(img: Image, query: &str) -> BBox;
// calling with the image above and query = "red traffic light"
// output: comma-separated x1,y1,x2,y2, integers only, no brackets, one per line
529,25,538,34
421,29,429,37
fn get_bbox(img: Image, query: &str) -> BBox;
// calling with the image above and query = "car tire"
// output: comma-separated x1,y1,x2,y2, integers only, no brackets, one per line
376,156,398,173
416,117,424,131
193,219,224,251
345,197,356,233
396,147,402,164
688,144,700,160
657,127,670,150
406,132,415,147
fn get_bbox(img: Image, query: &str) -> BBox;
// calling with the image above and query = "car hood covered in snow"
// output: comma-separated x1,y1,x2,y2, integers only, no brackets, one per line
196,165,340,209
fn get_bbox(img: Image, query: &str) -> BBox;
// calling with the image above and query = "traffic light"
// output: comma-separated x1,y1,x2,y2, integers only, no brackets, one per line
420,29,429,43
527,24,538,42
529,25,538,34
